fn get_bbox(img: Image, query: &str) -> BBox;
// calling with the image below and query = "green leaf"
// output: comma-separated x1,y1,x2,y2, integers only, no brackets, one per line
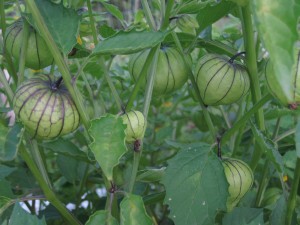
252,0,300,102
136,167,166,182
34,0,80,54
99,24,118,38
177,0,215,14
85,210,119,225
120,194,153,225
92,30,167,55
222,207,264,225
101,2,124,22
56,154,87,183
0,123,23,161
42,138,88,160
89,114,127,180
270,195,287,225
0,179,14,198
196,1,236,32
0,165,16,179
0,196,13,215
250,122,284,173
296,118,300,158
161,143,228,225
10,203,47,225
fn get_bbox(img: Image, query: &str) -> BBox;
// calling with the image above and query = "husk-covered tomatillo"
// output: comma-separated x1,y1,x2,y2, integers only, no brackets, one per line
195,53,250,106
129,47,189,96
222,158,254,212
121,110,146,143
13,74,80,139
5,19,54,70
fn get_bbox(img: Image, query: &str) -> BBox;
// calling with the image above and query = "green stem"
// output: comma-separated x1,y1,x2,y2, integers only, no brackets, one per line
75,164,89,213
86,0,98,45
220,106,231,128
221,94,272,146
0,0,18,84
273,128,296,143
0,68,14,104
28,138,52,188
161,0,174,30
75,60,96,116
25,0,90,130
141,0,156,30
255,160,271,207
172,31,216,141
241,5,266,169
100,57,124,112
0,0,6,37
126,47,158,111
19,145,82,225
18,19,30,85
286,158,300,225
127,45,160,193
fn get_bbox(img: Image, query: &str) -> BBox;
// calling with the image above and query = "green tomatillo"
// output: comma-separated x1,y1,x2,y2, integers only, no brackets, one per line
121,110,146,143
13,74,80,139
5,19,54,70
129,46,189,96
222,158,254,212
195,53,250,106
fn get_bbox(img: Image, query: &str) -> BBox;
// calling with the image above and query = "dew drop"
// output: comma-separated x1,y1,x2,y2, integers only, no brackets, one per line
202,201,206,205
168,198,172,201
173,215,176,218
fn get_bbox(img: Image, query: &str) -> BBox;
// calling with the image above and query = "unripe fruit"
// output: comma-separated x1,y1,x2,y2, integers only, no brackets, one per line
5,19,54,70
13,74,80,139
176,14,199,35
121,110,146,142
129,47,189,96
222,158,254,212
195,53,250,106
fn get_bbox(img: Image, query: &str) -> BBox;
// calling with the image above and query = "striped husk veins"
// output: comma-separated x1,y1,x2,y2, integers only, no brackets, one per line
128,47,189,96
13,75,80,139
195,53,250,106
121,110,146,143
222,158,254,212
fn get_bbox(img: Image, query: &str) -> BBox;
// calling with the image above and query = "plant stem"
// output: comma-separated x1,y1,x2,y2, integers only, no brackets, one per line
241,5,266,169
254,117,281,206
172,31,217,141
18,19,30,85
19,145,82,225
219,106,231,128
100,57,124,112
126,47,158,111
141,0,156,30
286,158,300,225
25,0,90,130
161,0,174,30
0,0,7,37
0,0,18,84
127,45,160,193
0,68,14,105
75,60,96,116
255,160,270,206
86,0,98,45
28,138,52,188
273,128,296,143
221,94,272,146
